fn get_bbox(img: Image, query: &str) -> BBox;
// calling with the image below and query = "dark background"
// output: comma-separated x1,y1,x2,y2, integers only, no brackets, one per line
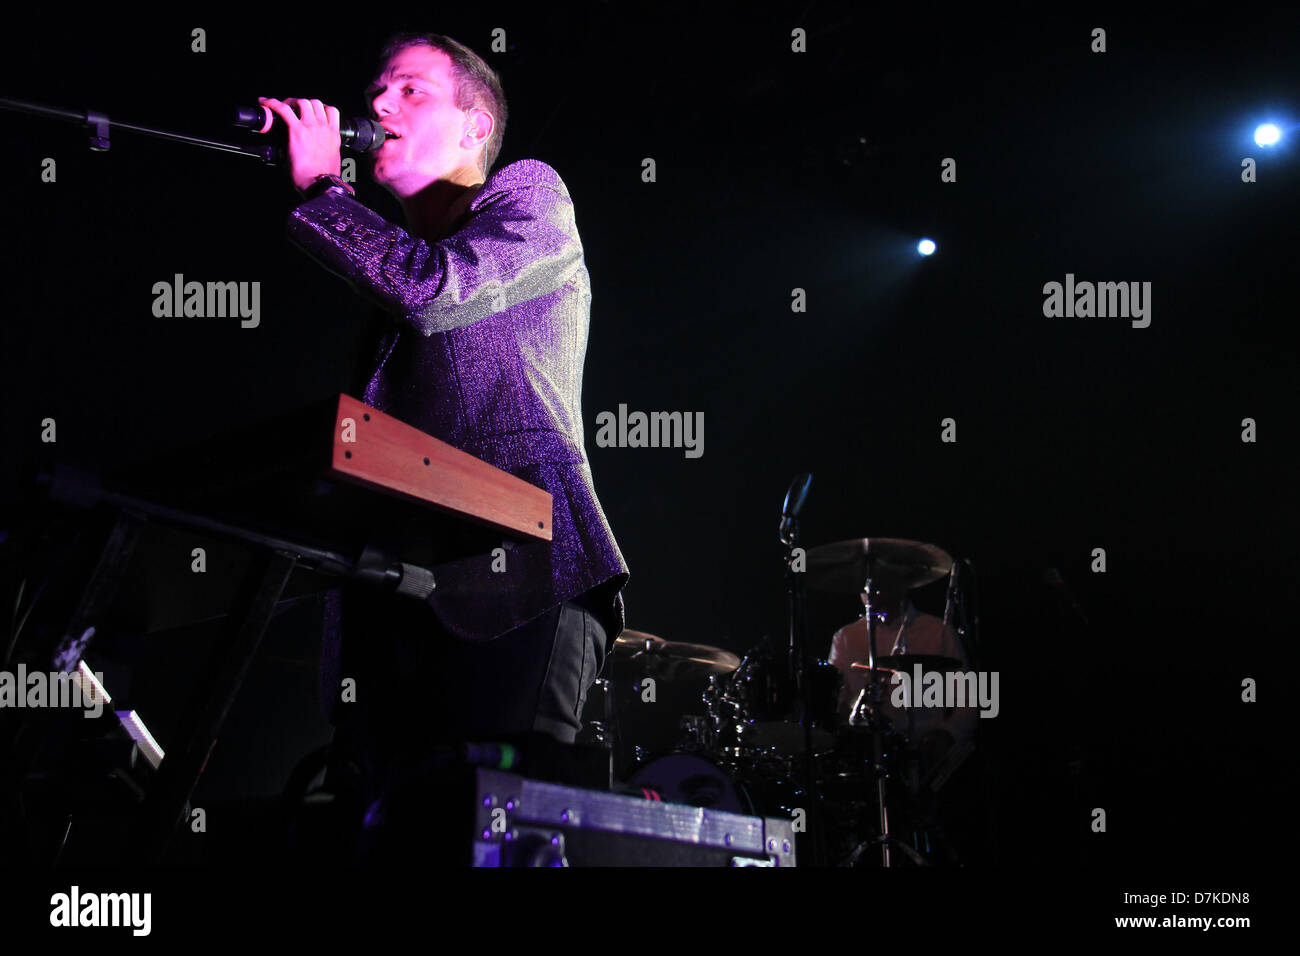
0,4,1292,871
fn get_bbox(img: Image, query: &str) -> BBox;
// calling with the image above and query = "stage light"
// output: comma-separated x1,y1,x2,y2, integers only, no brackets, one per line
1254,123,1281,147
917,238,936,256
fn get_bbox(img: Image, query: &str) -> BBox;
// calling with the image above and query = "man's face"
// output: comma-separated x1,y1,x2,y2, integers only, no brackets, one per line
366,44,483,196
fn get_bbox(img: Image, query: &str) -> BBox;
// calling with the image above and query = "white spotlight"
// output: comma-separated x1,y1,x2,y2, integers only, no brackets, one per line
917,238,936,257
1254,123,1281,147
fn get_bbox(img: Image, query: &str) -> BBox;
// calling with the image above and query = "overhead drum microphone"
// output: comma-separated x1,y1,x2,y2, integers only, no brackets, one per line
232,105,393,152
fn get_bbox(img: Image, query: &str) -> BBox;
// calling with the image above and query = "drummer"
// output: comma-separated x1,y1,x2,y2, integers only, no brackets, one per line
827,576,978,766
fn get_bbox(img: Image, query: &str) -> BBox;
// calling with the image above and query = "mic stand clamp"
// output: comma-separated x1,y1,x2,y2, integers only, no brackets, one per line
85,110,110,151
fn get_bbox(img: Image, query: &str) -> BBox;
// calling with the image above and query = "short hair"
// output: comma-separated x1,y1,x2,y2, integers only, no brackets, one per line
375,33,508,176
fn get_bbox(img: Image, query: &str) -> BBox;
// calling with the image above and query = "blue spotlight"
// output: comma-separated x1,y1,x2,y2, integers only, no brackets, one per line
917,238,936,257
1254,123,1281,147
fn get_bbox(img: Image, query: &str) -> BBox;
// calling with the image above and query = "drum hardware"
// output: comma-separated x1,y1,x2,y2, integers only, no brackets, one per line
803,536,974,866
849,654,964,675
592,524,978,865
609,630,741,680
778,473,828,866
858,565,899,866
594,629,741,778
578,678,616,791
805,538,953,595
705,643,843,757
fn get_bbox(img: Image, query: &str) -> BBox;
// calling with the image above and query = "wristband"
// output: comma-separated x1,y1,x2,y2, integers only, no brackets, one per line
303,174,356,201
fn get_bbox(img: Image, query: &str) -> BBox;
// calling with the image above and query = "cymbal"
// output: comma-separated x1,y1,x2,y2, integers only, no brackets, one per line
611,630,741,678
850,654,964,674
613,629,667,654
806,538,953,593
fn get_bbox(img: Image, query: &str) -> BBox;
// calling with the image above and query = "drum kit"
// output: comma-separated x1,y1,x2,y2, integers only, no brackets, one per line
584,480,981,866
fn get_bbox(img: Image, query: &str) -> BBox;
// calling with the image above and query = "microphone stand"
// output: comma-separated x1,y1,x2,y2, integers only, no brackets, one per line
0,97,283,164
778,474,823,866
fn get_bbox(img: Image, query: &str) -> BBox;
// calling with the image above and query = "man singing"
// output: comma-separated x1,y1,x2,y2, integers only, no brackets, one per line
260,33,629,805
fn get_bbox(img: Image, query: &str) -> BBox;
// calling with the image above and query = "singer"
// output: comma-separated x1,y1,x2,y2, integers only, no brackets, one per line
260,33,629,809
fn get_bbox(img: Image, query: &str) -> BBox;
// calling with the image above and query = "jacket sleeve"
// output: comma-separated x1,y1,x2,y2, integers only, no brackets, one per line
285,180,584,335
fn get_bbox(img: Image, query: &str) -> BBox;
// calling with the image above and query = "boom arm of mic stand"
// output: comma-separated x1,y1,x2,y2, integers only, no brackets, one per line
0,97,282,163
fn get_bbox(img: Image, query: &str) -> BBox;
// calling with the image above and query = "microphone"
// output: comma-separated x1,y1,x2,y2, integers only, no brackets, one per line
232,105,392,152
779,472,812,545
782,473,813,519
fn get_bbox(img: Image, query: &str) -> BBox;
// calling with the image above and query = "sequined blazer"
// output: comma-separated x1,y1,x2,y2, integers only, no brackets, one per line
287,158,628,645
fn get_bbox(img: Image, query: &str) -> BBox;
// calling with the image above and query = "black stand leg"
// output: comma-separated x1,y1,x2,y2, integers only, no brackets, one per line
132,549,299,863
49,512,144,672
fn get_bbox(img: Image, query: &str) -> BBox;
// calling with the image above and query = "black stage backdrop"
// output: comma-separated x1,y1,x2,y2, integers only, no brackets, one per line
0,2,1289,931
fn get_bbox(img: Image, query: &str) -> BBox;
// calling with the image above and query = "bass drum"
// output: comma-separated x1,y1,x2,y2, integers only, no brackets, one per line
626,753,751,814
626,751,812,821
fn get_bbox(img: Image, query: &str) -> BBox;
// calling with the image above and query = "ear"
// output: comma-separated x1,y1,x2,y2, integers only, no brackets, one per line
464,108,495,148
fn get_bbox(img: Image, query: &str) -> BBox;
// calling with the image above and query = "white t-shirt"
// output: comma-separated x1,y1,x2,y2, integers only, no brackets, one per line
827,601,978,744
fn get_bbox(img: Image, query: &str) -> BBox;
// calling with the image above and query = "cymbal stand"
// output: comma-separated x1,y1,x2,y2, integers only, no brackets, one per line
842,567,925,866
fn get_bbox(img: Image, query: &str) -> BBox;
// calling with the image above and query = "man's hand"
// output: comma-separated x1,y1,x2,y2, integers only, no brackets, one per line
258,96,342,194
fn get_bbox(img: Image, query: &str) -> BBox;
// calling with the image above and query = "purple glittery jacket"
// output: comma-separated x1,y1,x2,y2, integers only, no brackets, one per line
287,158,628,646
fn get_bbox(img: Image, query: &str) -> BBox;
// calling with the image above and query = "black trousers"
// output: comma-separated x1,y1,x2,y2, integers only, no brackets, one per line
327,586,607,802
